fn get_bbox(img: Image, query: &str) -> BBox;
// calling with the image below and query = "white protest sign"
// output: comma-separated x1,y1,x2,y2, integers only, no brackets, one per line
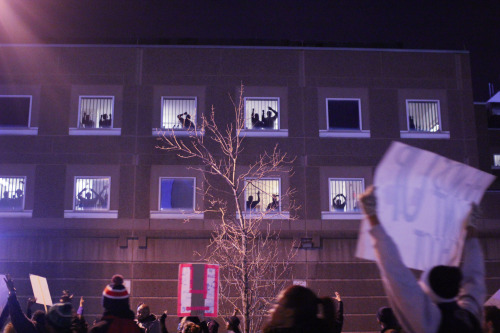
177,263,219,317
30,274,53,308
356,141,495,271
0,275,8,312
485,289,500,308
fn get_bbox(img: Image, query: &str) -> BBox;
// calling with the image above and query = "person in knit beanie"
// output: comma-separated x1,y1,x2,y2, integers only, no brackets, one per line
90,274,142,333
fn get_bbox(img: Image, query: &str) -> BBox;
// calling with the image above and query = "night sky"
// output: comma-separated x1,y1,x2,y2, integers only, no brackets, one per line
1,0,499,101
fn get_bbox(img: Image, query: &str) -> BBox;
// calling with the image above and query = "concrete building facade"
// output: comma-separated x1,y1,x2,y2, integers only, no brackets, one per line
0,44,499,332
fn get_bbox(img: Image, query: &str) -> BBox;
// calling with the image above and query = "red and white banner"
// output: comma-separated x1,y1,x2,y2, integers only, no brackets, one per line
177,263,219,317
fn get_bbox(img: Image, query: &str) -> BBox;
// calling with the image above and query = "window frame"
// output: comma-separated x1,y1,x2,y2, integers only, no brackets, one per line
242,177,288,219
157,176,196,212
72,176,111,212
0,175,27,212
0,95,37,135
70,95,120,136
401,99,449,139
493,154,500,169
77,95,115,128
322,177,364,220
242,97,287,137
160,96,197,131
325,98,363,131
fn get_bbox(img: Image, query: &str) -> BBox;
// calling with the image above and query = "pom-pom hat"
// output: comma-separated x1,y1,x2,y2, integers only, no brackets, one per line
102,274,130,310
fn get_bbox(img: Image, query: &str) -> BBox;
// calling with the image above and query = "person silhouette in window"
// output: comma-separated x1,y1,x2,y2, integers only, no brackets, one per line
81,112,94,128
409,116,416,131
99,114,112,128
246,191,260,211
0,191,11,209
332,194,347,211
77,186,108,209
266,194,279,211
11,189,23,210
263,106,278,129
177,112,194,130
251,109,265,129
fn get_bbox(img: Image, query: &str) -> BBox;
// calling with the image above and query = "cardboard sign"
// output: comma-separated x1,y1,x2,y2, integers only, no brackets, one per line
356,142,495,271
30,274,53,308
485,289,500,308
177,263,219,317
0,275,8,312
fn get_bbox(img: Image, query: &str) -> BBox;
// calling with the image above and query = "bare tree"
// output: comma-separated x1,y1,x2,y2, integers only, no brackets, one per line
156,84,297,333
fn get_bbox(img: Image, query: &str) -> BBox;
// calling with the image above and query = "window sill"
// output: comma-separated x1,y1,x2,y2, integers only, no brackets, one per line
0,210,33,218
492,166,500,170
69,128,121,136
319,130,371,138
64,210,118,218
150,211,204,219
152,128,201,137
239,129,288,137
238,211,290,219
400,131,450,139
321,211,362,220
0,128,38,135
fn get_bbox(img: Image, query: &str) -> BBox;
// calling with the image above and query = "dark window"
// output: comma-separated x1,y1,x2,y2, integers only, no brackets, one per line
327,99,360,130
160,178,195,210
0,96,31,127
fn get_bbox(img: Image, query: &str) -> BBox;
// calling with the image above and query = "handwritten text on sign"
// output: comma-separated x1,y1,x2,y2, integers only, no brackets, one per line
356,142,495,271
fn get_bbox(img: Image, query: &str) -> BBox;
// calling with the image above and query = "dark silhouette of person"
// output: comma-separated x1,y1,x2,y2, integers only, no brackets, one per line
177,112,194,129
0,191,11,209
266,194,279,211
246,191,260,211
332,194,346,211
77,186,108,209
81,112,94,128
99,114,112,128
263,106,278,129
251,108,264,129
409,116,416,130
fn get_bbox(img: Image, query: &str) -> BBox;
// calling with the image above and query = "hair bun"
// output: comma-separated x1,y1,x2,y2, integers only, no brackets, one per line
111,274,124,285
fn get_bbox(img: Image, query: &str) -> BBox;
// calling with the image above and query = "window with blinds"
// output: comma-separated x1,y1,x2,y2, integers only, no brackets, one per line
494,154,500,167
244,98,279,130
159,177,195,211
0,176,26,211
245,178,280,212
329,178,364,212
0,96,32,127
74,177,110,210
78,96,114,129
406,100,441,132
161,97,197,129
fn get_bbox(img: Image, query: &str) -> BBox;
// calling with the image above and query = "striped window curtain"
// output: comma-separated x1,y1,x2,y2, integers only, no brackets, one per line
161,97,196,129
79,97,114,129
330,179,364,212
407,101,440,132
74,177,110,210
245,178,280,212
244,98,279,130
0,176,26,211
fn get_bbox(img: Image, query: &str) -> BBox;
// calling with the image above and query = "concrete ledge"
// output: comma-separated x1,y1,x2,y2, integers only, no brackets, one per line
0,128,38,135
69,128,122,136
64,210,118,218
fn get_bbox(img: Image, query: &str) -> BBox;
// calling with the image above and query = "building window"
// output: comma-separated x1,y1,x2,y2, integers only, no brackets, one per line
244,98,279,130
494,154,500,167
326,99,361,130
0,176,26,211
0,96,32,127
329,178,364,212
406,100,441,132
245,178,280,213
73,177,110,211
159,177,195,211
78,96,114,129
161,97,197,130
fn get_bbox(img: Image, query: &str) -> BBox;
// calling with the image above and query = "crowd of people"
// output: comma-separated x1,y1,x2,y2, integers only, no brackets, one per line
0,186,499,333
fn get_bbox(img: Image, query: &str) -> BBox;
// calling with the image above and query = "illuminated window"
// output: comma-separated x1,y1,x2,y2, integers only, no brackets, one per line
244,98,279,130
406,100,441,132
161,97,196,130
0,96,32,127
494,154,500,167
244,178,280,212
0,176,26,211
73,177,110,211
327,99,361,130
159,177,195,211
329,178,364,213
78,96,114,129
